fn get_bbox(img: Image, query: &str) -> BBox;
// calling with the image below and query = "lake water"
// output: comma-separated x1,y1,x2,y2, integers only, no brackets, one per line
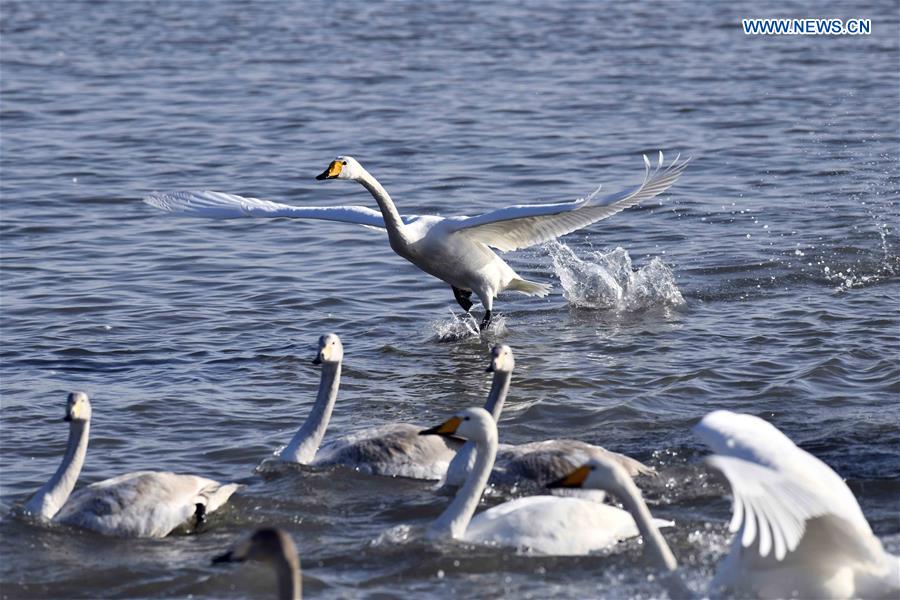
1,0,898,598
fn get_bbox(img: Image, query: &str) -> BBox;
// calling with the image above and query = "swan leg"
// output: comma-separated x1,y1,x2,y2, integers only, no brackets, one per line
452,286,473,312
476,290,494,331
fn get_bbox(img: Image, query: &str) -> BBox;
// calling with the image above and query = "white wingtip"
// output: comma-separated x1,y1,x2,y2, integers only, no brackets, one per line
643,154,651,171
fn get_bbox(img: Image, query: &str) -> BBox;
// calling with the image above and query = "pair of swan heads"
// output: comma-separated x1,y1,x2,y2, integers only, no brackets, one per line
309,334,514,377
64,391,91,423
315,156,364,182
312,334,343,365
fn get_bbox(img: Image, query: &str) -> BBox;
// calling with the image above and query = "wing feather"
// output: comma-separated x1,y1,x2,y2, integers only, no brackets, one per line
697,411,881,563
143,190,421,229
448,153,690,251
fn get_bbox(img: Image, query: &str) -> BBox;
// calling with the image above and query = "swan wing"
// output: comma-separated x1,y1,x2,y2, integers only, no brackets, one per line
56,471,240,538
314,423,460,480
144,190,421,230
696,411,880,563
464,495,671,556
447,153,689,251
498,439,655,483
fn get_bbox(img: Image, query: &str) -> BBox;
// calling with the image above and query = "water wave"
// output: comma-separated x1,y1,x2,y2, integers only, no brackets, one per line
547,242,686,311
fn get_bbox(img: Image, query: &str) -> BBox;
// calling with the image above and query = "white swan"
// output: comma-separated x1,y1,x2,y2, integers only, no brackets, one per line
278,333,459,480
145,153,689,329
23,392,240,538
552,410,900,599
213,527,301,600
443,344,653,492
419,407,671,555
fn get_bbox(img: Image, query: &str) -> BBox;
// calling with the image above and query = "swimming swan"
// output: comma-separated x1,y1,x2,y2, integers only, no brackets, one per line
213,527,301,600
552,410,900,599
419,407,671,555
443,344,653,491
145,153,689,329
278,334,459,480
24,392,240,538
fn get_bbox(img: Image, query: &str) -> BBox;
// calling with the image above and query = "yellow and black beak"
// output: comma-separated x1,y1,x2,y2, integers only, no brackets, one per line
547,465,590,489
419,415,462,438
315,160,343,180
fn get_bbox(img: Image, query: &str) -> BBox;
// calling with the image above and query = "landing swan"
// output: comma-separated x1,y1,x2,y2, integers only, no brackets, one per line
213,527,301,600
24,392,240,538
419,407,671,555
278,333,459,480
145,153,689,329
444,344,653,492
551,410,900,599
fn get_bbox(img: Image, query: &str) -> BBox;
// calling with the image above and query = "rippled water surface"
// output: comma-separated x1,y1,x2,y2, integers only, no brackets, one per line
2,1,898,598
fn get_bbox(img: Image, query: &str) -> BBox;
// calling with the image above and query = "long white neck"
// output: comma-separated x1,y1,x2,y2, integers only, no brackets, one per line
273,552,302,600
444,370,511,487
280,362,341,464
24,419,90,519
429,428,498,540
613,476,691,597
357,169,409,248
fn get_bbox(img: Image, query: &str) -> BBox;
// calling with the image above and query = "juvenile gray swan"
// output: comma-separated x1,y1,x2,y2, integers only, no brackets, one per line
443,344,654,492
24,392,240,538
278,334,459,480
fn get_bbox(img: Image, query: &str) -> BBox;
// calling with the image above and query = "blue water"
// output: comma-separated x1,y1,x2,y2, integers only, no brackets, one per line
1,0,898,598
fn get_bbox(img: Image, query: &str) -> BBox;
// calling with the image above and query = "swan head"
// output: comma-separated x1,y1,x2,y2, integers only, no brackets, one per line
315,156,363,181
486,344,515,373
312,333,343,365
419,407,495,443
547,456,633,495
64,391,91,423
212,527,299,565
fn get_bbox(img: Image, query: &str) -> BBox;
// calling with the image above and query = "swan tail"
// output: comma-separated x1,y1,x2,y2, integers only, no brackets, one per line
508,278,551,297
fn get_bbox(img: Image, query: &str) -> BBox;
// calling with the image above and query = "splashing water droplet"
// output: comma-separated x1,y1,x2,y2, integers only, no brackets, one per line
547,242,685,311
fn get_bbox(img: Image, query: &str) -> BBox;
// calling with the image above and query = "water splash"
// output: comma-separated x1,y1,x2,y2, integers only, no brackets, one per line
430,310,508,342
547,242,685,311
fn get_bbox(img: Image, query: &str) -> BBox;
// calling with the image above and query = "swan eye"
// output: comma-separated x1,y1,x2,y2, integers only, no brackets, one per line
341,161,347,166
463,416,470,421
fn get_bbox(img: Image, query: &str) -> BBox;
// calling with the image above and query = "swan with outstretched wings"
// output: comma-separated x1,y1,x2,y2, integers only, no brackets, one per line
145,153,689,329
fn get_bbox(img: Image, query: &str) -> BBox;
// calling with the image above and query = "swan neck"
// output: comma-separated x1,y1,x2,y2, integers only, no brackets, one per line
430,429,497,539
358,169,408,244
274,552,301,600
482,371,511,420
280,362,341,464
616,477,678,571
25,419,89,519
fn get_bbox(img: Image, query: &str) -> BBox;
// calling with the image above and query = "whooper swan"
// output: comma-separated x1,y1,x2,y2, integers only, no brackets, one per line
24,392,240,538
419,407,671,555
213,527,301,600
551,410,900,599
145,153,689,329
444,344,653,493
278,333,459,480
